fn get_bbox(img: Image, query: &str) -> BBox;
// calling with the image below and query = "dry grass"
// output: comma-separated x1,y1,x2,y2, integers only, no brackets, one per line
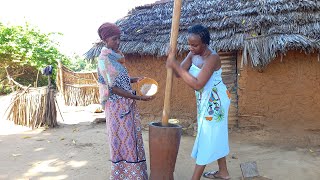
5,87,58,129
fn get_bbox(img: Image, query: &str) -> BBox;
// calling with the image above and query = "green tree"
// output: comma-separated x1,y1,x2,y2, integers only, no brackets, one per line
68,55,97,72
0,22,70,92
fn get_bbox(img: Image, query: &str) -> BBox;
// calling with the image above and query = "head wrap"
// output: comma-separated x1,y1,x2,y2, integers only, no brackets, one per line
98,22,121,41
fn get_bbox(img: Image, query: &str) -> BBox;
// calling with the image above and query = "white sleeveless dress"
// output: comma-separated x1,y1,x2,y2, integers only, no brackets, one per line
189,51,231,165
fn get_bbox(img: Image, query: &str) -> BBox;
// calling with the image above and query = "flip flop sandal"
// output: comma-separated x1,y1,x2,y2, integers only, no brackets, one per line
203,171,231,180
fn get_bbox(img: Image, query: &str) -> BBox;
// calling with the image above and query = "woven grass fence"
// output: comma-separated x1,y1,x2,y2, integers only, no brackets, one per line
56,60,99,106
4,68,58,129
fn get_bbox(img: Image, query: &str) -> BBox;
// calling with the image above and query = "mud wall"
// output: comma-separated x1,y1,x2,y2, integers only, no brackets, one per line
238,51,320,132
125,55,197,127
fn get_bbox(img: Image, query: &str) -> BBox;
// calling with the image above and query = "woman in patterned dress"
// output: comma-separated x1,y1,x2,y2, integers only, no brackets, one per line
97,22,154,180
166,24,231,180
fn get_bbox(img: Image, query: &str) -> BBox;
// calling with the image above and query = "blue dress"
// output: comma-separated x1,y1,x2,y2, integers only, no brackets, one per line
189,52,231,165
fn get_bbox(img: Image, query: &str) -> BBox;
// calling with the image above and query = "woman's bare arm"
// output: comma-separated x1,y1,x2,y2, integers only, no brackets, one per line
112,87,154,101
168,54,221,90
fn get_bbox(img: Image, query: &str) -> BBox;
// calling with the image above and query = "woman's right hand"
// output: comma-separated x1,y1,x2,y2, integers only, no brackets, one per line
138,95,155,101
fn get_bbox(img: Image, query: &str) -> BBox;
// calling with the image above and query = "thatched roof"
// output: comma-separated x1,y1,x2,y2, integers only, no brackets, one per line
84,0,320,67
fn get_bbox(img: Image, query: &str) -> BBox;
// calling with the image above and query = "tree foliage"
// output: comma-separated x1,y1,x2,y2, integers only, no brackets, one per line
68,55,97,72
0,22,97,95
0,22,69,68
0,22,71,90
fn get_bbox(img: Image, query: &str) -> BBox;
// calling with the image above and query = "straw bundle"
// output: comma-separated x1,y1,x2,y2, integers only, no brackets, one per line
5,87,58,129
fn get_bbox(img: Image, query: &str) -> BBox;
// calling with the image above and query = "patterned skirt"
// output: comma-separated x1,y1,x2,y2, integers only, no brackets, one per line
105,98,148,180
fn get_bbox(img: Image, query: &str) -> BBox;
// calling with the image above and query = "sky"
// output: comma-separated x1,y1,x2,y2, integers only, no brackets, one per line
0,0,157,57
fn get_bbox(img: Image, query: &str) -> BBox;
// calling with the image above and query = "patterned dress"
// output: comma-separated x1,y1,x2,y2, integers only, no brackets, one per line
97,47,148,180
189,51,231,165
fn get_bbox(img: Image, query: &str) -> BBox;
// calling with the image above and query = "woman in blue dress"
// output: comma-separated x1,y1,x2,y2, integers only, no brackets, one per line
166,24,231,180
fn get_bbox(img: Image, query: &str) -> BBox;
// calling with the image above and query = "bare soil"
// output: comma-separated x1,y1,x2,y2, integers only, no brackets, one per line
0,94,320,180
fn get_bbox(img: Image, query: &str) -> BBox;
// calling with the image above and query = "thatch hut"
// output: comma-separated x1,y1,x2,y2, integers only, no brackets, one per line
85,0,320,130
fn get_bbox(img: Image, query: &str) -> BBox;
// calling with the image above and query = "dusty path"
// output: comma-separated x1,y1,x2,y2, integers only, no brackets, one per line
0,95,320,180
1,121,320,180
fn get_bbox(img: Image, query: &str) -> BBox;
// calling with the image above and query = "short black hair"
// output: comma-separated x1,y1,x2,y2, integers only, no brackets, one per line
187,24,210,45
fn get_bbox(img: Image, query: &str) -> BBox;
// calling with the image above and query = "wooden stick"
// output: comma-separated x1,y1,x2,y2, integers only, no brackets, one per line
162,0,183,126
5,67,15,92
240,51,244,69
91,72,99,84
57,59,65,104
35,69,40,87
5,67,27,90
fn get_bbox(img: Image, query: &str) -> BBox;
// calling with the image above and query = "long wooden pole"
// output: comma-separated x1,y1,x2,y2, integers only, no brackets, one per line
162,0,183,126
57,59,65,104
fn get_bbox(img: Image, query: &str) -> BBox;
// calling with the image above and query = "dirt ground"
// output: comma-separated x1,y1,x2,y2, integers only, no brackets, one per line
0,95,320,180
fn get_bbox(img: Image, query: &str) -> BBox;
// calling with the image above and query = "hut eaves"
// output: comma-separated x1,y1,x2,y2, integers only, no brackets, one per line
84,0,320,67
